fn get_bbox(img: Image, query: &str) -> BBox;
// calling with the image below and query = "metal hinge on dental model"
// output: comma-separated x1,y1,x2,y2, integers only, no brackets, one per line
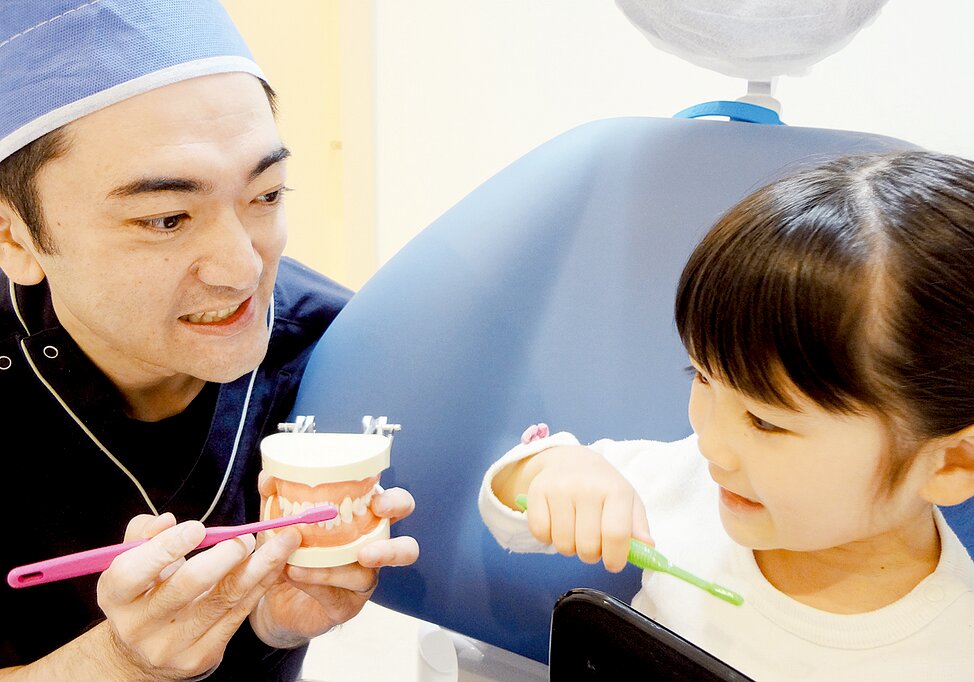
361,415,401,440
277,415,317,433
276,414,401,440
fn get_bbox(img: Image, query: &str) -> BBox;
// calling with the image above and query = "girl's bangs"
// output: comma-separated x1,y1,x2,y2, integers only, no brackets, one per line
674,178,880,415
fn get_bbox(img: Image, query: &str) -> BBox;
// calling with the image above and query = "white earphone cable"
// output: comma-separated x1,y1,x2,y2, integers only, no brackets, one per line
10,280,275,521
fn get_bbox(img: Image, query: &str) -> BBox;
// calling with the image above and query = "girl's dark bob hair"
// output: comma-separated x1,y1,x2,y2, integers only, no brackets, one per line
675,150,974,480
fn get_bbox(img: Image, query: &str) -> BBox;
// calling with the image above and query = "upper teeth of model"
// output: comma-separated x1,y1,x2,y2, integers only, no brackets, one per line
274,490,376,529
183,303,240,323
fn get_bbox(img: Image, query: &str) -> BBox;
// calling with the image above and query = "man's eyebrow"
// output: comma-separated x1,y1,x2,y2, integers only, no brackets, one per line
106,146,291,199
249,146,291,182
107,177,211,198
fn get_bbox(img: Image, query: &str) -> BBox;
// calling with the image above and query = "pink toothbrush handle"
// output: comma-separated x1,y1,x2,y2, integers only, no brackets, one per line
7,538,150,588
7,506,337,589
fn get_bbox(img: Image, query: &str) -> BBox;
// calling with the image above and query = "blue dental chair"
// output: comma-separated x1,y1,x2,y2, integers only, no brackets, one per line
290,105,973,666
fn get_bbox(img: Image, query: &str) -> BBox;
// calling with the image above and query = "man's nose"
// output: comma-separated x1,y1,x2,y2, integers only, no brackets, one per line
194,212,262,290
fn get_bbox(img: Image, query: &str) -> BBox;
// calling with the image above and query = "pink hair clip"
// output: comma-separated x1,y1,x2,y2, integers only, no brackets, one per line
520,423,549,444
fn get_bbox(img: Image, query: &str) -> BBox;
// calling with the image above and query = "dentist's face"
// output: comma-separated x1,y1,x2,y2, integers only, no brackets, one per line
17,73,288,389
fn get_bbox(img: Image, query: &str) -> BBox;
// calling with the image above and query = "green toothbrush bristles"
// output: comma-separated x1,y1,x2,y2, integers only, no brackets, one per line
709,585,745,606
513,492,743,606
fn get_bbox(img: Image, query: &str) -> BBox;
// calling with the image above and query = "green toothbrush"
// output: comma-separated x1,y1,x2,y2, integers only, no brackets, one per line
514,493,743,606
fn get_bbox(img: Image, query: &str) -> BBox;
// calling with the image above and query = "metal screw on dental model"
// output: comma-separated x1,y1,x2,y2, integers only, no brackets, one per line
277,415,317,433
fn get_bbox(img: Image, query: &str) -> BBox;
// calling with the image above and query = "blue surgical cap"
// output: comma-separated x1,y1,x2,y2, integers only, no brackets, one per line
0,0,265,163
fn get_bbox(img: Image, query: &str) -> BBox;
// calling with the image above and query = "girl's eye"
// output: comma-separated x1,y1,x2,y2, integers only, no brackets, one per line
136,213,188,231
683,365,710,385
746,412,781,433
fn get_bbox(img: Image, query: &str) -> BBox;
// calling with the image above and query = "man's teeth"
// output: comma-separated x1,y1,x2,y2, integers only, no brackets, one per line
279,490,375,529
183,303,240,324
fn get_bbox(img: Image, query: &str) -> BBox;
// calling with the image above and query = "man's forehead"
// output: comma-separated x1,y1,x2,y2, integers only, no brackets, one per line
72,73,273,133
55,74,281,173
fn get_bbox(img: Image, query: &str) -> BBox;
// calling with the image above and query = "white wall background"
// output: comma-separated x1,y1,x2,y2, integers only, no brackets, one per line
373,0,974,267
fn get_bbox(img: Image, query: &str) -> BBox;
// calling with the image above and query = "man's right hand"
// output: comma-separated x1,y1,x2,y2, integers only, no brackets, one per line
94,512,301,680
0,512,300,681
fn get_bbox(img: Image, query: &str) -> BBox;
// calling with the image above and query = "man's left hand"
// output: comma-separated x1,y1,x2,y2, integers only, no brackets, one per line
248,484,419,647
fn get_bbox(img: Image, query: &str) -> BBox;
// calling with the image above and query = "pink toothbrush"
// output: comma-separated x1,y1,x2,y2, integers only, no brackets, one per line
7,504,338,589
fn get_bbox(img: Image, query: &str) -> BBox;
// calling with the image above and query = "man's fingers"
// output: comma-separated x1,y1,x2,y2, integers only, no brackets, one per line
257,471,276,497
357,536,419,568
123,512,176,543
285,561,379,594
101,521,207,604
146,534,258,619
369,487,415,523
183,530,301,642
122,514,156,543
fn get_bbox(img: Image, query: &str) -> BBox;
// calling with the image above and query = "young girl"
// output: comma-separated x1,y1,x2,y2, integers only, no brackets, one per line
480,150,974,681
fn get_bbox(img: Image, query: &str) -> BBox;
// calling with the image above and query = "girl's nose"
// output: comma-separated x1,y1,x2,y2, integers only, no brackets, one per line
696,426,740,472
690,385,740,472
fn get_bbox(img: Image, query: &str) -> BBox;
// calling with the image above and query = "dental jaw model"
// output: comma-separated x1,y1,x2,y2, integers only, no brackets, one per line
260,416,400,567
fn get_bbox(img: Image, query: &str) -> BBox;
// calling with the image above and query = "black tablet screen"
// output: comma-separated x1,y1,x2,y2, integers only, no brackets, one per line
549,588,755,681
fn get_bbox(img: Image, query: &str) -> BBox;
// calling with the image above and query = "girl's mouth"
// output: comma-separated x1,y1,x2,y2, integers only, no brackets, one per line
720,487,764,511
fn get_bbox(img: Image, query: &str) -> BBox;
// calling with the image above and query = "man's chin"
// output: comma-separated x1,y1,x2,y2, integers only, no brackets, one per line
191,347,270,384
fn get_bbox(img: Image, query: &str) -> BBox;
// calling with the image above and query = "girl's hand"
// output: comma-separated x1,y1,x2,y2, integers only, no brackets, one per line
517,446,653,573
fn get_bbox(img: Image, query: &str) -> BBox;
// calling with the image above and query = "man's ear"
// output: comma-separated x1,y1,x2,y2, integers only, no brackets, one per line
0,201,45,285
920,427,974,507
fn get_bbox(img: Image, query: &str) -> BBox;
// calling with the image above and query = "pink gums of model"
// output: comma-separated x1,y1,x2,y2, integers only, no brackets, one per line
259,432,392,567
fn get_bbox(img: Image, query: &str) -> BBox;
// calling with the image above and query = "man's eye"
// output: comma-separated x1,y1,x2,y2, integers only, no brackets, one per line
137,214,188,231
746,412,781,433
256,186,290,205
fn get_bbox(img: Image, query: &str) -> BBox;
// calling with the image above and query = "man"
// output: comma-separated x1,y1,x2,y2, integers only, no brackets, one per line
0,1,418,679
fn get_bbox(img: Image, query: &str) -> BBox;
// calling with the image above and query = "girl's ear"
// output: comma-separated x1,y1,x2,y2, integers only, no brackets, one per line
0,202,46,285
920,427,974,507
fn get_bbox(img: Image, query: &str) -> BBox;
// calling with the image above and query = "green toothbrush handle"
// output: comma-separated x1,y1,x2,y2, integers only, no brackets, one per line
629,540,744,606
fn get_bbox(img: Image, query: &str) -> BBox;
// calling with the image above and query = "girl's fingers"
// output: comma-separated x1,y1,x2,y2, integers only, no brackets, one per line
630,498,654,548
526,487,553,546
601,493,636,573
573,495,605,565
544,492,577,557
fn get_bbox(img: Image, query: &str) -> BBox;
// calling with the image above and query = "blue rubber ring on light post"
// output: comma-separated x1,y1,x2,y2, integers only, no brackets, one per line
673,100,784,125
